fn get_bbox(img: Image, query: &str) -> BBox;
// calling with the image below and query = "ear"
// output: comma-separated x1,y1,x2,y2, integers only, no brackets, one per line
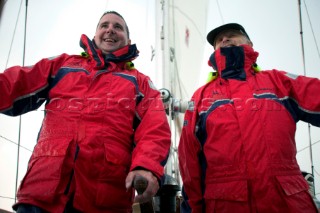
248,40,253,47
128,39,131,45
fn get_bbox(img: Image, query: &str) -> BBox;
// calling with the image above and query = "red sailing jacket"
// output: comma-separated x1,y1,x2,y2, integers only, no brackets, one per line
0,34,171,213
178,45,320,213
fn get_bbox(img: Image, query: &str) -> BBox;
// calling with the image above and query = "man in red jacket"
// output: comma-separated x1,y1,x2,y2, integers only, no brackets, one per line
178,23,320,213
0,11,171,212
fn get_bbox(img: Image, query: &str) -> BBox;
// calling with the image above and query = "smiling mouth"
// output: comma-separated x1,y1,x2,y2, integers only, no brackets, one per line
104,38,116,43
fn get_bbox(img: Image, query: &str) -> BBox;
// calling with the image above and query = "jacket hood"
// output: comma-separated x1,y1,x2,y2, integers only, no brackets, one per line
208,45,259,80
79,34,139,68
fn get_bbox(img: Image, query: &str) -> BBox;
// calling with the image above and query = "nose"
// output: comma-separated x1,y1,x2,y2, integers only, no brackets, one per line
214,36,231,49
218,36,232,48
106,25,115,34
221,36,230,44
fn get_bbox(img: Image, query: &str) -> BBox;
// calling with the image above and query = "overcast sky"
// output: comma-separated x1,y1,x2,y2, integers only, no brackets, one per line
0,0,319,211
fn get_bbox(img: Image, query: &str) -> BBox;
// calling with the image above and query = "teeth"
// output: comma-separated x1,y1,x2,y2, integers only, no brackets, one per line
104,38,115,42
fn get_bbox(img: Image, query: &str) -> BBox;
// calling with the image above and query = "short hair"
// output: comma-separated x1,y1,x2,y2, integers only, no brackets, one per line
97,11,130,38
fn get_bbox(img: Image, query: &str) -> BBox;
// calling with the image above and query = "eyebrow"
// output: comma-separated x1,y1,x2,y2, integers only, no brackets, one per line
98,21,124,29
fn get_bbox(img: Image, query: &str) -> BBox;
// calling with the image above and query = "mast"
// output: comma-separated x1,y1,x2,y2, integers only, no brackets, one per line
297,0,315,195
158,0,178,183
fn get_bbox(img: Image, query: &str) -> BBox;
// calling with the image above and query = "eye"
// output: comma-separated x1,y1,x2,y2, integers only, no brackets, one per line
229,33,238,38
100,23,108,29
215,37,223,44
114,24,123,30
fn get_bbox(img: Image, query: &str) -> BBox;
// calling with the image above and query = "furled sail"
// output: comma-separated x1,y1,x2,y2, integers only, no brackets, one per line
155,0,209,186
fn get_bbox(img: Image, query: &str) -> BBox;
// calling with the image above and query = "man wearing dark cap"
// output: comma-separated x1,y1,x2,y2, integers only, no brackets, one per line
206,23,252,49
178,23,320,213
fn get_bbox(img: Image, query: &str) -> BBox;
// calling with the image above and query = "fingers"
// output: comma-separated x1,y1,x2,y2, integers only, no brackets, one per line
126,170,159,203
135,172,159,203
125,172,135,190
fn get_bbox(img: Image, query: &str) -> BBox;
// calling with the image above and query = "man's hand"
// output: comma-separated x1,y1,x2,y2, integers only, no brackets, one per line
125,170,159,203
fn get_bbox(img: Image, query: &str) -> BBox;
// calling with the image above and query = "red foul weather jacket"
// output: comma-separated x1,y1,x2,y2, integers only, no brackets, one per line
178,45,320,213
0,34,171,212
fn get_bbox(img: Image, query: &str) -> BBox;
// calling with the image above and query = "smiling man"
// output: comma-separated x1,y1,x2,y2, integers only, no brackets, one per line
94,12,131,54
0,11,171,213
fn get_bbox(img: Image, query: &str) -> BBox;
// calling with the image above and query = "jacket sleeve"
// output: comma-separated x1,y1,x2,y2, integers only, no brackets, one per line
130,75,171,179
178,96,204,213
0,55,65,116
276,71,320,127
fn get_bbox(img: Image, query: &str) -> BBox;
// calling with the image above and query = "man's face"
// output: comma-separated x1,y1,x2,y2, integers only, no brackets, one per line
94,13,131,54
214,29,252,50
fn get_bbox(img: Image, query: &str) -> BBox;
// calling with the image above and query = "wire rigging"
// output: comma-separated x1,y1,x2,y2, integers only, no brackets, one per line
172,5,205,43
0,195,15,200
298,0,320,198
297,139,320,153
14,0,29,204
303,0,320,62
0,135,32,152
4,0,23,69
216,0,225,24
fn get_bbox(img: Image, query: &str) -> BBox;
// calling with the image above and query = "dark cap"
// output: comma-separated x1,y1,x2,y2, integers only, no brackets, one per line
206,23,250,46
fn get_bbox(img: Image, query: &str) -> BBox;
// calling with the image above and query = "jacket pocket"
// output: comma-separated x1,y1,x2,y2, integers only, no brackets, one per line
275,175,309,196
17,138,72,203
97,143,131,181
94,144,133,209
275,175,317,212
204,180,249,212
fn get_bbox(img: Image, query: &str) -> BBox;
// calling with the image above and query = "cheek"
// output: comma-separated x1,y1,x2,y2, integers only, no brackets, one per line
215,42,222,49
93,36,98,43
237,38,249,45
93,37,101,47
94,30,103,40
